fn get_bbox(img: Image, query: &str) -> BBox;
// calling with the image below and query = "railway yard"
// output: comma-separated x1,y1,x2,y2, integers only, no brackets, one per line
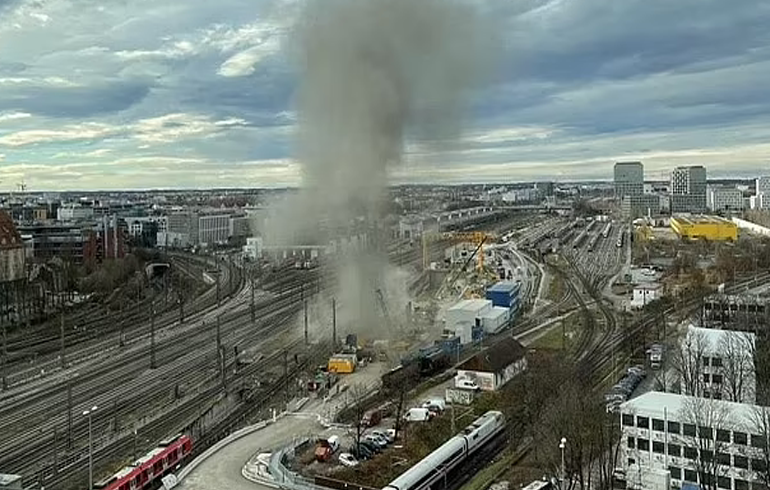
3,207,770,490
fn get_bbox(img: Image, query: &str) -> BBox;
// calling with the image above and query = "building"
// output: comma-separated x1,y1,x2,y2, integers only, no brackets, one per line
445,299,493,344
671,166,707,213
83,216,126,262
631,283,663,309
678,325,756,403
671,215,738,241
124,216,167,248
17,224,87,262
622,194,662,219
620,391,768,490
57,203,94,222
0,474,22,490
708,187,744,213
614,162,644,199
454,337,527,391
535,181,555,197
749,193,770,211
0,211,25,283
756,176,770,198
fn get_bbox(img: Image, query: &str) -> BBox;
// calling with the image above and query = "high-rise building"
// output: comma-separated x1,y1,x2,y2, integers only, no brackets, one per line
756,176,770,197
614,162,644,199
707,186,743,213
670,166,707,213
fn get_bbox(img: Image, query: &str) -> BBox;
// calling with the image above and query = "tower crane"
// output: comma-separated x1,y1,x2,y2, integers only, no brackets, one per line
421,231,497,270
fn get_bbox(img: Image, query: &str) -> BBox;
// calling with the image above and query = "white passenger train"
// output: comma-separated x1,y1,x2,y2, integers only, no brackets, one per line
382,411,505,490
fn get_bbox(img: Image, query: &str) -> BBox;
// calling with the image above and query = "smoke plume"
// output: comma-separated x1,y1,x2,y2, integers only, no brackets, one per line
269,0,494,340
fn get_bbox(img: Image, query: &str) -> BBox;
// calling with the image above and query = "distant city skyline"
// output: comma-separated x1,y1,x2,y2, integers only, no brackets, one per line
1,0,770,190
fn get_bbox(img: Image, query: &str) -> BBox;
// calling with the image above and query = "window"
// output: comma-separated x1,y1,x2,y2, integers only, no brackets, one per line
700,472,714,487
628,457,635,465
716,452,730,466
716,429,730,443
699,426,713,439
713,392,722,400
652,418,665,431
653,441,665,454
704,374,711,383
684,447,698,460
684,469,697,483
752,434,767,449
734,455,749,469
627,437,635,449
668,421,681,434
683,424,696,437
668,466,681,480
717,476,731,489
735,479,749,490
702,356,711,367
711,373,723,384
637,416,649,429
702,449,713,462
668,443,681,457
712,356,723,367
752,458,768,473
734,431,748,445
638,438,649,451
622,414,634,426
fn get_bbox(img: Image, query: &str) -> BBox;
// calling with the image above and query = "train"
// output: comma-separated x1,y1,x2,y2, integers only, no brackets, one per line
587,232,600,252
616,227,625,248
94,434,193,490
601,222,612,239
382,411,505,490
572,230,588,249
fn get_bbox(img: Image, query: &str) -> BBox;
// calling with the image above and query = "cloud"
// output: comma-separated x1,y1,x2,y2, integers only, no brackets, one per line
0,0,769,189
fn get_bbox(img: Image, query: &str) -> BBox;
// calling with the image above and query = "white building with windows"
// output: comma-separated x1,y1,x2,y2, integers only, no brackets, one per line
680,326,756,404
708,187,744,213
620,391,768,490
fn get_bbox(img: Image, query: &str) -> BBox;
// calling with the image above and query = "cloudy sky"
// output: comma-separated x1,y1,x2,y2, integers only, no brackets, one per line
1,0,769,190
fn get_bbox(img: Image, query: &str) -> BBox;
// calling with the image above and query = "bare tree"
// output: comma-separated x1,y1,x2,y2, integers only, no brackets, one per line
750,405,770,488
718,330,756,403
679,396,732,490
672,327,709,397
344,383,369,454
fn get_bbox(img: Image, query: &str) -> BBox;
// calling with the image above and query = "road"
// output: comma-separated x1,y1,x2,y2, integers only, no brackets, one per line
179,417,319,490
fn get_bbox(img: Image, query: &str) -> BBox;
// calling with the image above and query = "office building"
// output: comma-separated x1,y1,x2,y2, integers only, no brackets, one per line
671,166,707,213
620,391,767,490
614,162,644,199
707,186,744,213
622,194,661,219
756,177,770,197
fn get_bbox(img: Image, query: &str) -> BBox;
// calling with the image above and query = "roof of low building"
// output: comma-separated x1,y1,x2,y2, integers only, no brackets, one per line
0,474,22,485
458,337,526,373
448,299,492,313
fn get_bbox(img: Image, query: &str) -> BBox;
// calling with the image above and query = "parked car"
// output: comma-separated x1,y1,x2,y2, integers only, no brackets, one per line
421,398,446,412
372,429,393,443
455,378,480,391
386,428,397,441
350,444,373,460
339,453,359,467
404,407,432,422
364,434,388,449
359,440,381,454
361,409,382,428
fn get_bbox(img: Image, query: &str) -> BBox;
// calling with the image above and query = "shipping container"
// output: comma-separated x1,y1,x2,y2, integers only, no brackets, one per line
328,354,357,374
485,281,521,309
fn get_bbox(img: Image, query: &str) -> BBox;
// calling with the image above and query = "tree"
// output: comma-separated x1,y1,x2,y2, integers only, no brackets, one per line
750,405,770,489
717,330,755,403
672,327,709,397
679,396,731,490
344,383,370,455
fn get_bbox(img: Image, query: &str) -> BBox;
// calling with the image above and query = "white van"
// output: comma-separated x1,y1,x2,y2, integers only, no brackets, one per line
455,378,480,391
326,435,340,453
404,408,431,422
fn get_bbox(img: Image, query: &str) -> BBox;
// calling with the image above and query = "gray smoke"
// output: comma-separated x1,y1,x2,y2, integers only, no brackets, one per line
268,0,494,339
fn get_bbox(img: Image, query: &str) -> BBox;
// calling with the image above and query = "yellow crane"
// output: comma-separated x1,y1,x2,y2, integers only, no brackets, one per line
421,231,496,270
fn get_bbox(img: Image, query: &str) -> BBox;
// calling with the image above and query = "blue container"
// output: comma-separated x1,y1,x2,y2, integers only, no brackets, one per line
472,324,485,343
486,281,520,308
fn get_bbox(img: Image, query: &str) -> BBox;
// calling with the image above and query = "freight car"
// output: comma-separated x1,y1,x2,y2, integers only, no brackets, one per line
94,434,192,490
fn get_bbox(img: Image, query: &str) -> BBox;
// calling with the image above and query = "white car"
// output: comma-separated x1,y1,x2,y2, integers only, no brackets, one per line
364,434,388,448
339,453,359,467
371,430,393,443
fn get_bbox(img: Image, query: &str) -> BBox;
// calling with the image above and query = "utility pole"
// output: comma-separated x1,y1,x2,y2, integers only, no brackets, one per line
150,303,157,369
216,315,222,354
219,345,226,389
250,272,256,323
1,321,6,390
331,298,337,349
216,255,221,308
60,311,66,369
53,427,59,475
283,350,289,408
303,289,309,346
67,381,73,449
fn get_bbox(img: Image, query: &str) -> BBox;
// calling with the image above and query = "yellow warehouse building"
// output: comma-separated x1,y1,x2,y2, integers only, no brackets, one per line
670,215,738,241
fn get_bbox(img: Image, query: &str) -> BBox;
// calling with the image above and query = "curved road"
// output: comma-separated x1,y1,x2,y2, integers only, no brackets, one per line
179,417,319,490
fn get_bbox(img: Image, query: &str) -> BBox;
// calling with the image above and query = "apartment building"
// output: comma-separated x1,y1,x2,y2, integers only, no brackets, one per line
621,391,768,490
708,187,744,213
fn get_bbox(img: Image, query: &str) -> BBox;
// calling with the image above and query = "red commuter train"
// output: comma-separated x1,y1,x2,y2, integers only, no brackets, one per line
94,434,193,490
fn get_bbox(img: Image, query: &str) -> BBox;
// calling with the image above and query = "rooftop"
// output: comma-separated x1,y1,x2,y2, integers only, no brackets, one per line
0,474,21,486
458,337,525,373
634,282,662,291
687,324,756,352
671,215,733,225
448,299,492,313
487,281,520,294
620,391,759,431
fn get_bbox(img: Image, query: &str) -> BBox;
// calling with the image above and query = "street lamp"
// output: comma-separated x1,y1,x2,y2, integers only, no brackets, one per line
83,405,98,490
559,437,567,488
